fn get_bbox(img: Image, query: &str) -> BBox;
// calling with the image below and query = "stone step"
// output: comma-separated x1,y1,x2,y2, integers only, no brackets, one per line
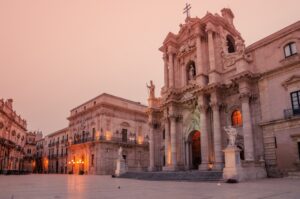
119,171,223,182
287,171,300,179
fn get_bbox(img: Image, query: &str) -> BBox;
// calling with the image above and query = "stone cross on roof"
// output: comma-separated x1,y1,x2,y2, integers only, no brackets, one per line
183,3,191,18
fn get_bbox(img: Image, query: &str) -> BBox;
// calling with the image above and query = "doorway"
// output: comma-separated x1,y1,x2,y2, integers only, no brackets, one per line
190,131,201,169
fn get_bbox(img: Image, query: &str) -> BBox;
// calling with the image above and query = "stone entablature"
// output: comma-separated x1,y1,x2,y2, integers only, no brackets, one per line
69,93,147,118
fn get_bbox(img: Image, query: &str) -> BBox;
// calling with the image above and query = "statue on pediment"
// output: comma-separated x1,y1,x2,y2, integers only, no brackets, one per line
147,80,155,99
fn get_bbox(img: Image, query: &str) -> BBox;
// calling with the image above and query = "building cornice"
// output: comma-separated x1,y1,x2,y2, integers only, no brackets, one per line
246,20,300,52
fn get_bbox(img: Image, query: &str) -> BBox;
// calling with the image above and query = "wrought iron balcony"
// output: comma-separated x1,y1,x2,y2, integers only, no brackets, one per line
71,136,149,146
284,108,300,119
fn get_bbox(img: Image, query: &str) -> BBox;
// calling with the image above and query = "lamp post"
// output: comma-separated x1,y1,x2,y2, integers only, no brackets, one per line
68,159,75,174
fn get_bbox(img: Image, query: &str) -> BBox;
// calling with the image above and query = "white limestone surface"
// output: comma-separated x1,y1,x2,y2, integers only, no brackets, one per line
0,174,300,199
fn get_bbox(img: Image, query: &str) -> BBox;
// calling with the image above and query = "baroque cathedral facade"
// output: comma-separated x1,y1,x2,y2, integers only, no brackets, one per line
147,8,300,177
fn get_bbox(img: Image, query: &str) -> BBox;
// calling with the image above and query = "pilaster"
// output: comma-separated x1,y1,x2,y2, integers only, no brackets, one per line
163,53,169,88
168,46,176,88
148,124,155,171
195,30,206,86
206,22,220,84
240,92,255,161
169,115,177,170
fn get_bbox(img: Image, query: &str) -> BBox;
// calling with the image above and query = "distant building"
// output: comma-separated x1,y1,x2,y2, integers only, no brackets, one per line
35,137,46,173
0,99,27,174
67,93,149,175
24,131,43,173
45,128,69,174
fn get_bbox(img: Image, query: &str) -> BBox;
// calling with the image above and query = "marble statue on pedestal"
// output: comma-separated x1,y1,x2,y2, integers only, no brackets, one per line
223,125,243,181
224,125,238,147
115,147,127,176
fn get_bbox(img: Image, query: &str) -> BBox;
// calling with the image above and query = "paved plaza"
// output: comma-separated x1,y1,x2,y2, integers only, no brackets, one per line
0,175,300,199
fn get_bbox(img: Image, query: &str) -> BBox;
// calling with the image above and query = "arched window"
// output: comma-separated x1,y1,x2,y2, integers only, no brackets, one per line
232,110,242,126
284,42,297,58
226,35,235,53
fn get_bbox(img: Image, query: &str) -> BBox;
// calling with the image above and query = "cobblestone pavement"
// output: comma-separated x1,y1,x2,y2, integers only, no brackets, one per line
0,174,299,199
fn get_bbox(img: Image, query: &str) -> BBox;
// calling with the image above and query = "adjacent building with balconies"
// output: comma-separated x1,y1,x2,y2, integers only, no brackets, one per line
0,99,27,174
67,93,149,175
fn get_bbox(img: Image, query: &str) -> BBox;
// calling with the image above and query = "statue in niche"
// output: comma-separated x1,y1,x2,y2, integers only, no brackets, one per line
146,80,155,98
224,125,238,147
188,62,196,80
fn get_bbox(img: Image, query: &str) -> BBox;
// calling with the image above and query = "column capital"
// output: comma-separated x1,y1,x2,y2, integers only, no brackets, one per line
169,114,177,121
239,92,251,102
210,102,220,110
163,53,168,61
168,46,177,54
198,104,208,113
148,121,160,129
163,117,169,122
205,22,216,33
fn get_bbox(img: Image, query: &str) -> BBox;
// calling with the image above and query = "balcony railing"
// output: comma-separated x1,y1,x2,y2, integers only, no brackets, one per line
72,137,95,145
284,108,300,119
61,139,68,144
71,136,149,146
48,143,56,147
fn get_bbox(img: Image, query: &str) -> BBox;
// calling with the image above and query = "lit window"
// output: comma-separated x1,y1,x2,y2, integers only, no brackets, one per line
284,42,297,57
232,110,242,126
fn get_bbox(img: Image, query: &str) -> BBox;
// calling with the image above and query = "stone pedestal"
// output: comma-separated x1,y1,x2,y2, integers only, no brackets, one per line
223,146,244,181
115,158,127,177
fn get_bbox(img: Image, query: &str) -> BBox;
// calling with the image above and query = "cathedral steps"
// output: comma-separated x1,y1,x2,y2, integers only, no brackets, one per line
118,170,223,182
287,171,300,179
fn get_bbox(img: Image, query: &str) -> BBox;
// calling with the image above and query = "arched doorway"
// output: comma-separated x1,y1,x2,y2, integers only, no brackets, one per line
189,131,201,169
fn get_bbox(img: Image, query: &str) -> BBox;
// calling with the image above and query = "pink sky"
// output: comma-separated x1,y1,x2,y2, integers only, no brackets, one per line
0,0,299,135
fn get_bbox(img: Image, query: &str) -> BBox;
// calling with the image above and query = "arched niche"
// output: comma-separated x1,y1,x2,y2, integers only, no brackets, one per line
226,35,236,53
186,60,196,82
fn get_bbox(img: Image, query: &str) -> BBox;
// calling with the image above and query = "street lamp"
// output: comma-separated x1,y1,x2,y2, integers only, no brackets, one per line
68,159,75,174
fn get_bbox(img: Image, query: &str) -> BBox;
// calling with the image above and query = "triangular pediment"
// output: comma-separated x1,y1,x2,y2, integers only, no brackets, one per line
163,32,177,44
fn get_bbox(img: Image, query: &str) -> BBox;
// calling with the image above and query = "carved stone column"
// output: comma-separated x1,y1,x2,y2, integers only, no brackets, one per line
170,115,177,170
206,23,220,84
164,117,170,167
240,92,254,161
206,23,216,72
198,95,209,170
185,141,190,169
196,35,206,86
168,46,175,87
210,92,223,170
196,36,202,73
163,53,169,88
148,125,155,171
